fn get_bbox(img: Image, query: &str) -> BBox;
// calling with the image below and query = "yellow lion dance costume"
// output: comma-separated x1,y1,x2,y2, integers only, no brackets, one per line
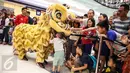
12,4,72,68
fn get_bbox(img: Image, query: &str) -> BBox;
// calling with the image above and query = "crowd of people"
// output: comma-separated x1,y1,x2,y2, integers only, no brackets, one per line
53,3,130,73
0,3,130,73
0,7,38,45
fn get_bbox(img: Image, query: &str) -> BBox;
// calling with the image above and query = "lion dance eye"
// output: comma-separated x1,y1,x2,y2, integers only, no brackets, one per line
55,10,62,19
58,22,66,28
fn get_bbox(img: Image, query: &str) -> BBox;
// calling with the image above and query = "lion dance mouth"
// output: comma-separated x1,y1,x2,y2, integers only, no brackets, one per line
12,4,73,68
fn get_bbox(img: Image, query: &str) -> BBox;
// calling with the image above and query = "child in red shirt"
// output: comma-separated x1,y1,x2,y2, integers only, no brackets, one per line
81,18,96,54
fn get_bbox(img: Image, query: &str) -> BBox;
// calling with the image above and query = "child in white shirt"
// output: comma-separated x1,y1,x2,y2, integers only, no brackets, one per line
50,32,66,73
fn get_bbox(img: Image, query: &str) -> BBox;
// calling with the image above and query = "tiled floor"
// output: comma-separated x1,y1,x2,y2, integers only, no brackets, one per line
0,45,70,73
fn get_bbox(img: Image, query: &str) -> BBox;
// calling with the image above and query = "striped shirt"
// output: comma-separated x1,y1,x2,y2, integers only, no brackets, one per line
112,18,130,55
113,17,130,35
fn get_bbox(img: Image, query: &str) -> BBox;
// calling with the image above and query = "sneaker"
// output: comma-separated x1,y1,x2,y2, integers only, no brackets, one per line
8,43,12,45
0,41,2,44
56,70,60,73
28,49,33,53
22,56,28,61
3,42,7,45
37,62,45,68
44,60,48,64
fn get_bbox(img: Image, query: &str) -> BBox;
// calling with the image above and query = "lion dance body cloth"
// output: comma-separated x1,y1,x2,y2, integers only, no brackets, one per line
12,4,72,67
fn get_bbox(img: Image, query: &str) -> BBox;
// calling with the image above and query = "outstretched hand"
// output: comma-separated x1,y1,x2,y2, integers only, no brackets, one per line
121,35,129,44
71,67,77,72
98,34,107,38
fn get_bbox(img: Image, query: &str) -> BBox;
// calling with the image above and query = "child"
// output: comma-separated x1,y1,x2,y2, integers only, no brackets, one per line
71,44,95,73
50,32,66,73
8,19,14,45
102,56,118,73
2,12,10,45
95,20,113,73
66,22,80,61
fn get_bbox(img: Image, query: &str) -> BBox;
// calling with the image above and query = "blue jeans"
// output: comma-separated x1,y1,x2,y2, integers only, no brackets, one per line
8,35,12,45
3,26,10,43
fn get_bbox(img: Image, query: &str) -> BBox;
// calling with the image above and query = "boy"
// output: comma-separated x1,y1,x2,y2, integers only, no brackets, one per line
50,32,66,73
8,19,14,45
102,56,118,73
95,20,114,73
71,44,94,73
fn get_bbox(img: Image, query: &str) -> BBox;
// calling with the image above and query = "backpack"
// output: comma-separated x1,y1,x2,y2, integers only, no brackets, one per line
89,55,97,69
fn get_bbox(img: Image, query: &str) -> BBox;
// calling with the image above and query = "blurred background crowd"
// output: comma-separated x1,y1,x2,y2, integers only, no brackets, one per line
0,7,38,45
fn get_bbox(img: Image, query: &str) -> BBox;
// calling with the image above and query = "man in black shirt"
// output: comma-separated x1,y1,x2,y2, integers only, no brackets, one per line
26,11,33,24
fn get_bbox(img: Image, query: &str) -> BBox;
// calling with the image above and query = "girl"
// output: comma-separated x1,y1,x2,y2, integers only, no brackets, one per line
66,22,80,60
65,22,80,70
0,12,10,44
98,13,108,23
70,18,96,55
81,18,96,55
33,17,37,25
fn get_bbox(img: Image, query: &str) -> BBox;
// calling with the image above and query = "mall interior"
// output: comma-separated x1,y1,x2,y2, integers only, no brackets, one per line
0,0,130,73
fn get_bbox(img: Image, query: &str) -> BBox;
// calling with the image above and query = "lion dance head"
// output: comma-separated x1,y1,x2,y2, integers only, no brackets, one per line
46,4,72,36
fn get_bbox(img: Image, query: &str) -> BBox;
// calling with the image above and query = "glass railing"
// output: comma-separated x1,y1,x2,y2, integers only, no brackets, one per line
94,0,130,9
